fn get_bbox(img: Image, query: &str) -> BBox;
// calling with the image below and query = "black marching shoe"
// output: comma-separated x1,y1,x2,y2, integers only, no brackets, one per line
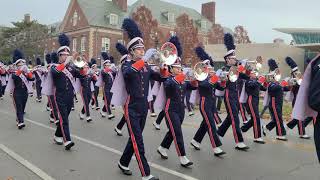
118,162,132,176
64,141,75,150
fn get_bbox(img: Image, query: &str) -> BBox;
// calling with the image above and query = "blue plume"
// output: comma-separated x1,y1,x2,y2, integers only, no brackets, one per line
58,33,70,47
169,36,182,57
36,57,41,65
268,59,278,71
90,58,97,65
51,52,59,64
195,47,210,61
122,18,142,39
45,53,51,64
101,52,109,60
12,49,24,62
116,43,128,56
110,56,114,63
224,33,236,51
285,56,297,69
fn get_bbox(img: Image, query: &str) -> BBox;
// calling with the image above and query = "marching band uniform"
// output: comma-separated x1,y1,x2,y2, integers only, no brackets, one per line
118,18,160,180
34,57,43,102
157,36,195,167
79,63,95,122
114,43,129,136
190,46,225,156
292,54,320,161
240,72,267,144
45,53,59,124
265,59,290,141
217,33,249,150
8,49,35,129
100,52,116,119
90,58,100,110
51,34,81,150
185,86,194,116
285,57,312,139
237,78,249,123
0,63,6,100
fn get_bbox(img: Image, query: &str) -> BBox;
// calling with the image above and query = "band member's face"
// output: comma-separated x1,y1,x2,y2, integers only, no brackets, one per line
172,66,182,75
16,62,24,69
59,54,68,63
226,57,237,66
132,47,145,60
250,72,257,79
104,63,111,69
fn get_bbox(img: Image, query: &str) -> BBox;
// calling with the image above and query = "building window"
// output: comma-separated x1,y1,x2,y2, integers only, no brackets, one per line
168,13,175,23
72,11,78,26
101,37,110,52
81,36,86,52
110,14,119,26
201,20,207,31
73,38,77,52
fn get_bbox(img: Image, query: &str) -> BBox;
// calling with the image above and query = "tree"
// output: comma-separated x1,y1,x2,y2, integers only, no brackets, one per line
0,19,49,63
208,24,224,44
131,6,164,49
175,13,199,65
233,25,251,44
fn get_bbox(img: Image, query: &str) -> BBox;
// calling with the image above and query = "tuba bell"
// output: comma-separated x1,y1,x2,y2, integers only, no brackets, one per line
72,54,87,68
193,62,209,81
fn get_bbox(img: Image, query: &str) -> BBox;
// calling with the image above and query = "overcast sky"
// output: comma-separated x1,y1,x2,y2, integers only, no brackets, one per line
1,0,319,43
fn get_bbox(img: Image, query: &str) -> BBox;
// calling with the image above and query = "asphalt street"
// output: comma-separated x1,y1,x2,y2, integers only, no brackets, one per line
0,95,319,180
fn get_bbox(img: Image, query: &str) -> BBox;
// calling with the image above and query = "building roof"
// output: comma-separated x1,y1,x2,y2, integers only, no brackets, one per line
295,43,320,51
274,28,320,34
128,0,213,32
77,0,127,29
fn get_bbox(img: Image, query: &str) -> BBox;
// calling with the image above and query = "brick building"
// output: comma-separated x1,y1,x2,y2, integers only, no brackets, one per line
44,0,231,64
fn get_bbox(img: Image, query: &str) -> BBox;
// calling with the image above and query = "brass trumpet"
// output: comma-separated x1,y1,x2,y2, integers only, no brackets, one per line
72,54,87,68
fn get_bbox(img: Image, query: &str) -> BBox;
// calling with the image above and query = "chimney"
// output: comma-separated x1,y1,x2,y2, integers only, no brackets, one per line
112,0,127,12
24,13,31,23
201,2,215,24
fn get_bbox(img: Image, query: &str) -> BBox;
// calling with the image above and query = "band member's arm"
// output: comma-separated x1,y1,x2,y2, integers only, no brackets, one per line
26,72,35,81
51,64,65,76
122,61,142,79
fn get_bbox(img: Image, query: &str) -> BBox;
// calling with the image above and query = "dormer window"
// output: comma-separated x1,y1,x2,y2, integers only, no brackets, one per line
201,20,207,31
168,12,175,23
72,11,78,26
110,14,119,26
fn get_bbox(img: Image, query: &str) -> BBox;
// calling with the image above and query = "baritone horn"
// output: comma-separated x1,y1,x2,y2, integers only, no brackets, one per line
72,53,87,68
147,42,178,66
193,62,209,81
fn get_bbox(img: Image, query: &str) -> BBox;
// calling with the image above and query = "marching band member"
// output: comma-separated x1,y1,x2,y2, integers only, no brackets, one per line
117,18,162,180
113,42,129,136
6,49,34,129
217,33,249,150
79,60,95,123
240,69,267,144
43,53,58,124
285,57,312,139
50,33,82,150
34,57,43,102
157,36,196,167
237,67,249,123
100,52,116,119
293,54,320,161
90,58,100,110
0,62,7,100
264,59,290,141
190,46,226,156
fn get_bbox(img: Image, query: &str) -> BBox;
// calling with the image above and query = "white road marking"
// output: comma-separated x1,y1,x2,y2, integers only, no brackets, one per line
0,110,199,180
0,144,55,180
